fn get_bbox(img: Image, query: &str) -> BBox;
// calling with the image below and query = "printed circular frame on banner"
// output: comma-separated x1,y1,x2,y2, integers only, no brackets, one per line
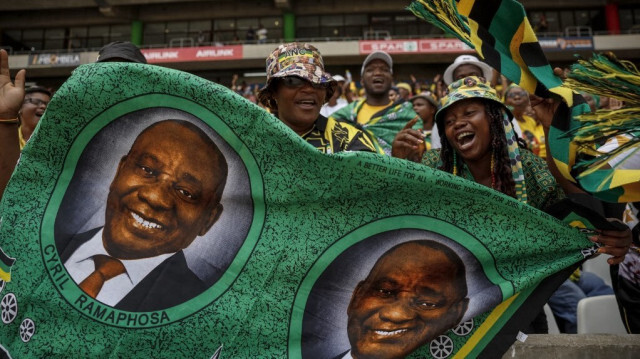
287,215,508,358
40,94,264,328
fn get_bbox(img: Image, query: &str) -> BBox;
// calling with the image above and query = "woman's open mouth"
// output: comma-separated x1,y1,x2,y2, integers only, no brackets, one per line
456,131,475,150
296,99,317,109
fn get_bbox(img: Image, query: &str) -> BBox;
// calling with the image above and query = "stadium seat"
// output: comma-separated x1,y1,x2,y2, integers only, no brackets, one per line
582,254,612,287
544,303,560,334
576,295,627,334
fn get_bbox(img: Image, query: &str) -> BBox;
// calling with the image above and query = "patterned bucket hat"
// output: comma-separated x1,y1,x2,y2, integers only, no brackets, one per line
435,76,511,133
263,43,334,88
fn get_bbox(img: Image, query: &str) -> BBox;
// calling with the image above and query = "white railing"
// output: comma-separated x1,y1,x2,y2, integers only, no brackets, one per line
363,30,391,40
168,37,194,48
565,26,592,37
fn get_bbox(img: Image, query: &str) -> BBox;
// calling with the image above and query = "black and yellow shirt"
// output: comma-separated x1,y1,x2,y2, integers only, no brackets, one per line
301,116,379,154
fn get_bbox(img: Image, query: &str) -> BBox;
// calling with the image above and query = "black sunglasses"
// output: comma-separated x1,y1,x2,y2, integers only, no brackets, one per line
23,98,49,107
278,76,331,90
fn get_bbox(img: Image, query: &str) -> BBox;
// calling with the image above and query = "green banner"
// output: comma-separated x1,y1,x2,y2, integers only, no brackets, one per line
0,63,594,358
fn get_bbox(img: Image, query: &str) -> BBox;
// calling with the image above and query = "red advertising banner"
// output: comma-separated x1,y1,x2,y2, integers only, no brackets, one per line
418,39,473,53
141,45,243,63
360,37,593,54
359,39,472,54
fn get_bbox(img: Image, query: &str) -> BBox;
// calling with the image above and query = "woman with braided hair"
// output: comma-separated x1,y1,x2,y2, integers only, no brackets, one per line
393,76,561,209
437,96,518,198
392,75,630,258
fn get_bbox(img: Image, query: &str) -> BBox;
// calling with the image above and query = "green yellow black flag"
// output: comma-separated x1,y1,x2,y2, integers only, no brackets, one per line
408,0,640,203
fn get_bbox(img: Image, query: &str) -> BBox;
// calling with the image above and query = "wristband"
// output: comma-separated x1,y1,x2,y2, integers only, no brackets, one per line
0,118,19,124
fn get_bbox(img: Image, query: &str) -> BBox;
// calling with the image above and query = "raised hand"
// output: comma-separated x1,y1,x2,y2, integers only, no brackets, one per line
0,49,25,120
391,117,425,162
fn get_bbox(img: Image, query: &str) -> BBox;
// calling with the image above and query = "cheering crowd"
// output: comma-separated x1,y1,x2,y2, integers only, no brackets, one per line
0,33,638,342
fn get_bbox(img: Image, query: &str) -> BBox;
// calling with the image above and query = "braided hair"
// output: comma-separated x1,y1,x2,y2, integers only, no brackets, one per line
438,100,517,198
257,82,279,115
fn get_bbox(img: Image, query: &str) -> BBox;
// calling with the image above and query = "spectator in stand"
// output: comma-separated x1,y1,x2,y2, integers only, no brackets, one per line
320,75,349,118
393,91,438,162
599,96,624,110
432,73,447,100
580,91,600,112
257,43,377,154
534,14,548,33
431,55,521,149
330,51,416,129
18,86,51,148
329,51,418,154
196,31,206,46
504,84,546,158
409,74,422,98
96,41,147,64
230,74,240,93
246,26,256,43
388,86,400,103
411,91,438,151
396,82,412,101
443,55,494,85
257,24,268,44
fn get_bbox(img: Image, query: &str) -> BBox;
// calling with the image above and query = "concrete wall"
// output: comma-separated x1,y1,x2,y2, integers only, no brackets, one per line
593,34,640,50
503,334,640,359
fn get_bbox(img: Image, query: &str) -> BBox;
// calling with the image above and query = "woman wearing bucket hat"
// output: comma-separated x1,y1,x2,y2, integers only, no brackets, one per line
393,76,555,206
395,91,439,159
409,91,438,151
392,76,630,261
258,43,377,154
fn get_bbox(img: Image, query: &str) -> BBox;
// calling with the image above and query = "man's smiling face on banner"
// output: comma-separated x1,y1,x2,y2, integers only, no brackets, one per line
103,120,225,260
347,241,469,359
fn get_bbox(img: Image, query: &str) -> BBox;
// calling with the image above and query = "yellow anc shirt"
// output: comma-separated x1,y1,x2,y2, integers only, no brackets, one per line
517,115,546,159
18,126,26,149
356,102,392,125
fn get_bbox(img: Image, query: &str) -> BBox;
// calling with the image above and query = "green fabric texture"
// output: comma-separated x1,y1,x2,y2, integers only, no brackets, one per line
0,63,594,358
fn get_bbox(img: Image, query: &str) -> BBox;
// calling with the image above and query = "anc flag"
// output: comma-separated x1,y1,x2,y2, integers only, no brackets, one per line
0,63,603,358
408,0,639,203
563,53,640,202
329,99,421,155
